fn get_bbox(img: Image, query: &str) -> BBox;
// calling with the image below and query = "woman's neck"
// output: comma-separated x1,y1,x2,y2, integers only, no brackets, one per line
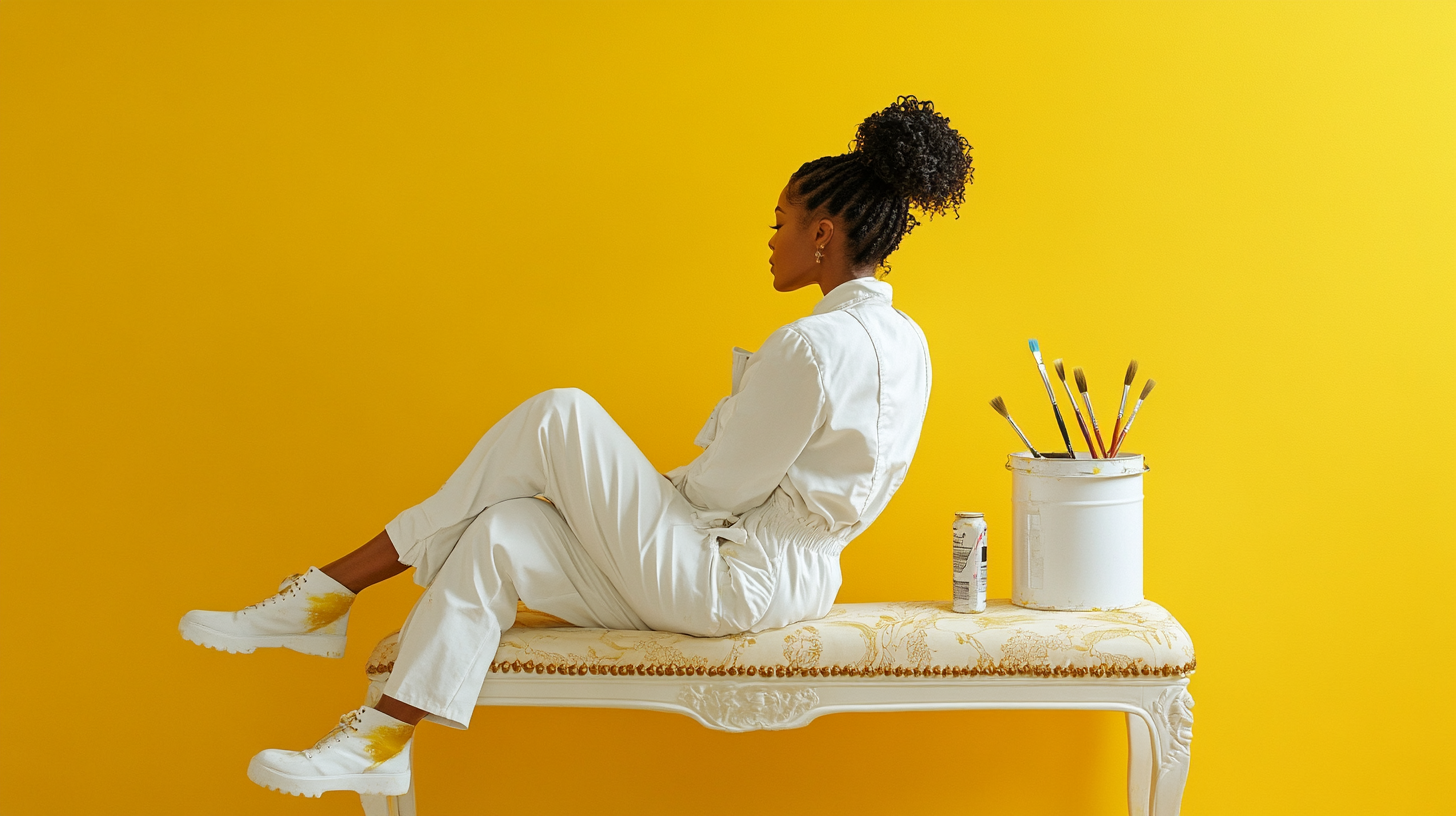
818,270,878,296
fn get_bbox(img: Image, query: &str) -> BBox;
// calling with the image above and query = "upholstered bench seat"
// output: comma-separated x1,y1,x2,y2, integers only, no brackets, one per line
367,599,1195,682
361,600,1196,816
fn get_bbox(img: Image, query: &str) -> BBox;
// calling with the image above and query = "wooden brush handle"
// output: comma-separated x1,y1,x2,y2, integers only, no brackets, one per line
1072,411,1097,458
1051,409,1075,456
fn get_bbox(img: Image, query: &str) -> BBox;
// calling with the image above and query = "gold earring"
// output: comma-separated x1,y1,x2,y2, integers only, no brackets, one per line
815,247,824,264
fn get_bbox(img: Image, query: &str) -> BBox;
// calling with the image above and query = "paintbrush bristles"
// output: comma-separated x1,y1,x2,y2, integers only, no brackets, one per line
1073,367,1088,392
1124,359,1139,386
989,396,1009,418
1140,379,1157,400
1053,358,1067,380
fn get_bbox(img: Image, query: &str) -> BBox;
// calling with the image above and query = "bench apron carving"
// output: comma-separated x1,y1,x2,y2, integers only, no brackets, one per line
677,683,820,731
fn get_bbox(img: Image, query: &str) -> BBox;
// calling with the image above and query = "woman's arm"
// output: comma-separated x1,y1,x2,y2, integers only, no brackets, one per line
674,327,826,515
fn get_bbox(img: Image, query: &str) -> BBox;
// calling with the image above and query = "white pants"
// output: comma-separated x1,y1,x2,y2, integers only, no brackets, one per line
381,388,844,729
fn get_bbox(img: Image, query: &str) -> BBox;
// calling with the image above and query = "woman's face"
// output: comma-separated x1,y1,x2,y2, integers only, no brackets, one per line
767,183,823,292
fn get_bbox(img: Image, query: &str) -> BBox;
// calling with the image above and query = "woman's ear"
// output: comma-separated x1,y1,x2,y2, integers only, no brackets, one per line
814,218,835,249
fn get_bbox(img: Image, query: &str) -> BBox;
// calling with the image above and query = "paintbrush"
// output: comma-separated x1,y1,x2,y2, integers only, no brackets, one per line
1108,379,1156,457
1054,358,1098,458
1029,339,1076,456
1074,366,1109,458
1109,359,1139,453
989,396,1042,458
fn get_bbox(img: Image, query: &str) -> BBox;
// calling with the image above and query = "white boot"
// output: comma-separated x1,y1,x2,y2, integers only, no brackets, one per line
179,566,355,658
248,707,413,797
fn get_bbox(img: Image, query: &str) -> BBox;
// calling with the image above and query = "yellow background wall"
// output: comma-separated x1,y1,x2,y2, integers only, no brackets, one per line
2,2,1452,814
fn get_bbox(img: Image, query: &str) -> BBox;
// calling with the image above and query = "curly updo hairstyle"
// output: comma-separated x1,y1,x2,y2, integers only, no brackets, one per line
790,95,973,274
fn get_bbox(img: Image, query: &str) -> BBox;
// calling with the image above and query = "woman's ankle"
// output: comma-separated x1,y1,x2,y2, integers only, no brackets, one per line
321,530,410,593
374,695,428,726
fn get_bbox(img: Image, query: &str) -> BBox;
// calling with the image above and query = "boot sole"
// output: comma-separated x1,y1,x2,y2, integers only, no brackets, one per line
179,619,345,658
247,757,409,797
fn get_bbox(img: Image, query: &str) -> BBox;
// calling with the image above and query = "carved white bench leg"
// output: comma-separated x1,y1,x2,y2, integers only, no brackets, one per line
1147,685,1194,816
1126,711,1153,816
359,777,414,816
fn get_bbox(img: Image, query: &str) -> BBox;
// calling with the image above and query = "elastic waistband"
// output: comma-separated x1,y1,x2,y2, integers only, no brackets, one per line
747,490,852,558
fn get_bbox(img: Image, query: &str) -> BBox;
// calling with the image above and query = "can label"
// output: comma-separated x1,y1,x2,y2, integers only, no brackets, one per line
953,513,988,613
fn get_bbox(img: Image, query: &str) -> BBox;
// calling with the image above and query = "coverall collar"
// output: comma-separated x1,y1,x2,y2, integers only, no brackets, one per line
812,277,893,316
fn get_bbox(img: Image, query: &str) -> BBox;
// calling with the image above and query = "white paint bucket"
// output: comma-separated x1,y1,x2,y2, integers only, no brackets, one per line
1009,452,1146,611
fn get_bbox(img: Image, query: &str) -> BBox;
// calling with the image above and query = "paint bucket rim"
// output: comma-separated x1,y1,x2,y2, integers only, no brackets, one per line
1007,451,1146,477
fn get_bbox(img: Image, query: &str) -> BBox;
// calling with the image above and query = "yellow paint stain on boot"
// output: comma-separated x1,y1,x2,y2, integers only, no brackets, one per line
306,593,353,631
364,724,414,768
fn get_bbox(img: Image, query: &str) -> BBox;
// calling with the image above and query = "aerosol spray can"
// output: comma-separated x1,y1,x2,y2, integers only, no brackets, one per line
952,512,988,613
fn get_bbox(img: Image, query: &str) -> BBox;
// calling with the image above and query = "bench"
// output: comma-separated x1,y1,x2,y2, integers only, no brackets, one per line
360,599,1196,816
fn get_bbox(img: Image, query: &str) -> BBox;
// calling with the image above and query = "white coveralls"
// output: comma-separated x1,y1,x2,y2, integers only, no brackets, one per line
382,279,931,729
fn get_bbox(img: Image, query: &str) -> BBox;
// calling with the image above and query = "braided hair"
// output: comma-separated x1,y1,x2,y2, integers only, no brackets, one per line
790,96,973,274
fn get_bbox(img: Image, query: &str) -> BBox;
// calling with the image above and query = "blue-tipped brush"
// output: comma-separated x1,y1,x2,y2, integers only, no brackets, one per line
1029,339,1076,456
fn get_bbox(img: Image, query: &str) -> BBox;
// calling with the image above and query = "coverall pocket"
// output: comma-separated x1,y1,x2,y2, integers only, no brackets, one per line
704,527,781,637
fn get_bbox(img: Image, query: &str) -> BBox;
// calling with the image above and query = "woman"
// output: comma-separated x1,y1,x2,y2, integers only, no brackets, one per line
181,95,972,798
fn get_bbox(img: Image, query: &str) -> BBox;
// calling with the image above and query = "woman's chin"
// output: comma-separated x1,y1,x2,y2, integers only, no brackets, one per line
770,272,805,292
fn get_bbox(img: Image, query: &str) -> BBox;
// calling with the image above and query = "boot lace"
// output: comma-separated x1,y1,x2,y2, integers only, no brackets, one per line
240,573,304,613
303,709,362,758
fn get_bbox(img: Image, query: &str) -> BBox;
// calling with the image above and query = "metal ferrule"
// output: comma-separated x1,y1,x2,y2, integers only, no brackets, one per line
1082,392,1101,429
1122,398,1146,434
1116,384,1131,420
1060,378,1082,416
1036,365,1060,405
1006,417,1041,457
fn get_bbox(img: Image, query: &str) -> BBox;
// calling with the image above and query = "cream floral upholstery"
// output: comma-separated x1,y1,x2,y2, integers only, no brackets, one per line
367,599,1195,682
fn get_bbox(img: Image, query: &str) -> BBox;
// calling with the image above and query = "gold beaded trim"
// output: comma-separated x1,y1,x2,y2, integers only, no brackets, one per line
370,658,1195,679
